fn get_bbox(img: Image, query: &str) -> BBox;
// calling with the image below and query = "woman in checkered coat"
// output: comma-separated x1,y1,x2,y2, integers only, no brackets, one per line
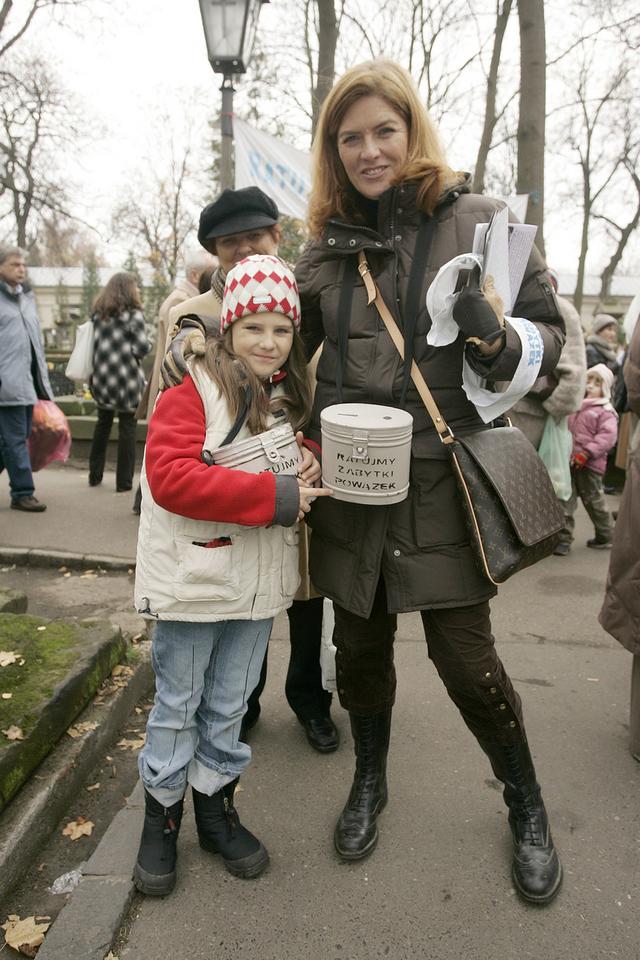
88,272,151,491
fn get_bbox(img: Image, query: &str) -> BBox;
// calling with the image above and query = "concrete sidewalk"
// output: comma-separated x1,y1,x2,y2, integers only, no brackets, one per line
0,462,139,566
35,505,640,960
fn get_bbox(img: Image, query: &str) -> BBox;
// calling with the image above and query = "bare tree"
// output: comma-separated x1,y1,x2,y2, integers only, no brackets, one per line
595,156,640,308
0,0,93,60
112,145,197,290
517,0,547,253
28,214,103,266
0,57,84,248
473,0,514,193
568,56,629,314
311,0,339,137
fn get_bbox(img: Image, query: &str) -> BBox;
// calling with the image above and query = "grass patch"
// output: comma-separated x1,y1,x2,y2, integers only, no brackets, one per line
0,614,86,736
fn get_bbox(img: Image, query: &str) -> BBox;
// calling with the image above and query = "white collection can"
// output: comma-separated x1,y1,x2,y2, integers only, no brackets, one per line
212,422,301,476
320,403,413,504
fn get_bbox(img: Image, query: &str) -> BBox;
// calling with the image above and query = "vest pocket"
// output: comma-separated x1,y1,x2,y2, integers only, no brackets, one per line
174,535,244,601
281,526,301,597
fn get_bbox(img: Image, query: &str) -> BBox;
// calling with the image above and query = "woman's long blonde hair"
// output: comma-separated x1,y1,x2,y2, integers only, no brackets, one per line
308,59,461,238
197,327,312,436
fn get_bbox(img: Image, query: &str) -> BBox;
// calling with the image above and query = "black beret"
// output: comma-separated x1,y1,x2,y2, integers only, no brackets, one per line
197,187,279,246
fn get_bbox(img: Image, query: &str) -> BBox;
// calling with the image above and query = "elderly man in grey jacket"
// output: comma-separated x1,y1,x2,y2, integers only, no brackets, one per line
0,246,54,512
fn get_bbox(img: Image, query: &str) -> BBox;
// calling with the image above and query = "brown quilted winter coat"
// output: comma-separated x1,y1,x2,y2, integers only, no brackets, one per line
599,318,640,654
296,176,565,618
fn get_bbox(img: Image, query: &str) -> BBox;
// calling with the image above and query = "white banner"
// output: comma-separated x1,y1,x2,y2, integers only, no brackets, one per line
234,118,311,221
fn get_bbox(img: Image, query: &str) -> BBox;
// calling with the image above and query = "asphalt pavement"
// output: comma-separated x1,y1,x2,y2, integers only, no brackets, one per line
2,464,639,959
0,462,139,565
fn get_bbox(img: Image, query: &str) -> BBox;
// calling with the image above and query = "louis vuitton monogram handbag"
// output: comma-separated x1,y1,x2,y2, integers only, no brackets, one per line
356,252,564,586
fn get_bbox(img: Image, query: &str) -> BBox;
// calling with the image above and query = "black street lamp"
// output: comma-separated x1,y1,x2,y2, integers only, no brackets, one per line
198,0,269,190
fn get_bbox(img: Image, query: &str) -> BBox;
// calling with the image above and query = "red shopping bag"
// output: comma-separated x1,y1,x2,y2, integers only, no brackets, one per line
28,400,72,472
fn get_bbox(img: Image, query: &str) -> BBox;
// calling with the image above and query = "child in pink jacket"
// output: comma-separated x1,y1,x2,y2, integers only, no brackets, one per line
555,363,618,553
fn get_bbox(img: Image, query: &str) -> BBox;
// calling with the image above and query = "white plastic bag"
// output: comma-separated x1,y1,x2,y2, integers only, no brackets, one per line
320,598,337,692
538,415,572,501
65,320,94,381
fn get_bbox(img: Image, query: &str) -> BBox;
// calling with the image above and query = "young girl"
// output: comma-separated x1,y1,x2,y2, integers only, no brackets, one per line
88,272,150,492
133,254,329,896
561,363,618,552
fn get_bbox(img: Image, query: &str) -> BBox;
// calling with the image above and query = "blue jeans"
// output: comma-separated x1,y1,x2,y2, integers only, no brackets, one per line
139,618,272,806
0,405,34,502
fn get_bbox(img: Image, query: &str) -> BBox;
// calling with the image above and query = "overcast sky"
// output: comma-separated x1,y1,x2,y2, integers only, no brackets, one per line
11,0,635,279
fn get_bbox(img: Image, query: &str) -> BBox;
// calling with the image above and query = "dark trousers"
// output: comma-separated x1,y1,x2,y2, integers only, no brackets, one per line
245,596,332,723
89,408,137,491
333,578,524,745
559,467,613,544
0,404,34,502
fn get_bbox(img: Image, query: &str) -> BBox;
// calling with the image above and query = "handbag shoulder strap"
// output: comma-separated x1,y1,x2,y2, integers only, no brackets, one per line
357,251,454,445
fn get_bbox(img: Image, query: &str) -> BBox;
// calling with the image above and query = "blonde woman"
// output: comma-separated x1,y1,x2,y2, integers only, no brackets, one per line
296,59,565,904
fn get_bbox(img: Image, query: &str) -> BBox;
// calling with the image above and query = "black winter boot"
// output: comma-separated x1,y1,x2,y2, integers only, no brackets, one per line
334,709,391,861
192,780,269,879
480,737,562,904
133,790,184,896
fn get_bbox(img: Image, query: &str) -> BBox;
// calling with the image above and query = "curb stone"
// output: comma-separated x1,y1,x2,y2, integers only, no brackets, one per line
0,649,153,906
0,548,135,572
37,782,145,960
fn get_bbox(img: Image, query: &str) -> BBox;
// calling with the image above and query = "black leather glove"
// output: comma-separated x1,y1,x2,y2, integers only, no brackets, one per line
452,264,505,344
160,313,219,389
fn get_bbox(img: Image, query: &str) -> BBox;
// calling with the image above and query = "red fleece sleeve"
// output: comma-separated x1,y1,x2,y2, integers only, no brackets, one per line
145,376,277,526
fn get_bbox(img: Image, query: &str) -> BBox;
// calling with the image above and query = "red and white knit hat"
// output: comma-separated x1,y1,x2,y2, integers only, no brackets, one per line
220,254,300,334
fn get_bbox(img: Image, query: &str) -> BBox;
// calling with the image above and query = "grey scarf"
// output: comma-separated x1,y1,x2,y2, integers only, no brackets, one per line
587,334,617,363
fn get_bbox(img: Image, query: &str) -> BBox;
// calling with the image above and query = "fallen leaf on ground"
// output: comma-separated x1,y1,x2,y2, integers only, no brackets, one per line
2,725,25,741
79,572,97,579
63,572,72,578
62,817,94,841
0,651,18,668
1,914,51,955
66,720,99,738
86,782,100,791
117,736,145,751
2,692,12,700
111,665,134,678
58,566,68,572
104,952,119,960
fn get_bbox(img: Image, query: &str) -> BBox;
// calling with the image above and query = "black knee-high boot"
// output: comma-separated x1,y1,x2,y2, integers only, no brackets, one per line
192,779,269,879
479,735,562,904
133,790,184,896
334,709,391,861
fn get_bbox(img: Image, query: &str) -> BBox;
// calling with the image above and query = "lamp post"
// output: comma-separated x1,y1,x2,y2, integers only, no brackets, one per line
198,0,269,190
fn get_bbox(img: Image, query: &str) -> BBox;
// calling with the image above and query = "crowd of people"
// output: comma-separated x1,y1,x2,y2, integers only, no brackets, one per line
1,57,638,911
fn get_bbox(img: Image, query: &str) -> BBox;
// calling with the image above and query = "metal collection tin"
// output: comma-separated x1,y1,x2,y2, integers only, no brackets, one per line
320,403,413,504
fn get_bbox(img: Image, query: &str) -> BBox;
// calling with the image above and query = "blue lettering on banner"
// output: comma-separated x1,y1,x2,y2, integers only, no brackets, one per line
248,149,309,198
521,318,543,367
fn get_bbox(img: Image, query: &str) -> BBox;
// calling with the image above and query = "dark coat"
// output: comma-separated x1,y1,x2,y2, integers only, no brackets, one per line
296,178,565,618
599,319,640,654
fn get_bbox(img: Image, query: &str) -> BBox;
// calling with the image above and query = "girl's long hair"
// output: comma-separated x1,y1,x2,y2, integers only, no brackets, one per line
93,272,142,318
198,326,312,435
308,58,462,238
